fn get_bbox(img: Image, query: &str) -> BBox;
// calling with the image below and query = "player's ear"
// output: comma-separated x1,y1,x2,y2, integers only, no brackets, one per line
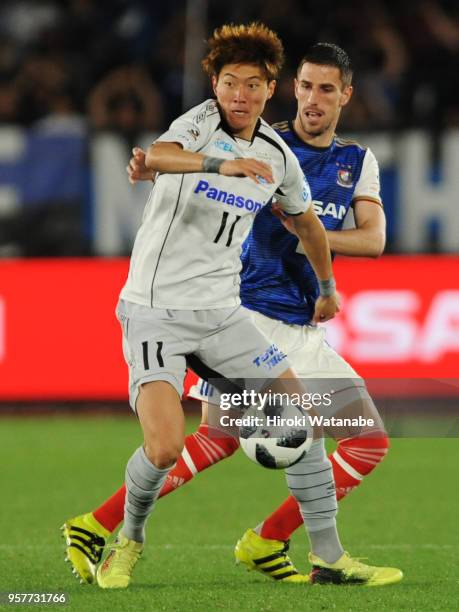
340,85,353,108
211,75,218,96
267,79,276,100
294,78,299,100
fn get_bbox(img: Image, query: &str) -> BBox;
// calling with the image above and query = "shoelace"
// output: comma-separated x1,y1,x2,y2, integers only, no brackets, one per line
105,542,141,573
343,555,374,578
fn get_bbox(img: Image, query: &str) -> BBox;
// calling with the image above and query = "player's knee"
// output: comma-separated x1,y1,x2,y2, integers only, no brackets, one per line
367,430,390,452
369,431,390,463
145,442,183,469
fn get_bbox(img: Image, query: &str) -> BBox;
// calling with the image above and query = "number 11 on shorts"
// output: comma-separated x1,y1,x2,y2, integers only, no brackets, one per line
141,341,164,369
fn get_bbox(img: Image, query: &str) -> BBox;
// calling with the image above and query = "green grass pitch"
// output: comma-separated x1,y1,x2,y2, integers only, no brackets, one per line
1,414,458,611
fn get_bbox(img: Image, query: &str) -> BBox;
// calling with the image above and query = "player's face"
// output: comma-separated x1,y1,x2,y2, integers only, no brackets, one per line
213,64,276,140
294,62,352,144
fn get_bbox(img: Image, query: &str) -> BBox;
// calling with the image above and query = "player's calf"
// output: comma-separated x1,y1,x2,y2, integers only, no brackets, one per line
256,431,390,542
331,432,389,500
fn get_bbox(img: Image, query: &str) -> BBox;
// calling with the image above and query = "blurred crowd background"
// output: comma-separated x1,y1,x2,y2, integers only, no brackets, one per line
0,0,458,256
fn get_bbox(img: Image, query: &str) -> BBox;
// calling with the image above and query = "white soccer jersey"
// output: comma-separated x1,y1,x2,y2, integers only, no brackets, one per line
120,99,311,309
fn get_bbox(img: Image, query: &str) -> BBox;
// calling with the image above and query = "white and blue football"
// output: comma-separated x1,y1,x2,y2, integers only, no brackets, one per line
239,400,313,469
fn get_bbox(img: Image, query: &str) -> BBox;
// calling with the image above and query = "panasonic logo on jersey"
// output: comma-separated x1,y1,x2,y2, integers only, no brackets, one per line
194,180,263,213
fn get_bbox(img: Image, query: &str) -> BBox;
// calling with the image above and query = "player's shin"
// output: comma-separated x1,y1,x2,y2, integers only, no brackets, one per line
122,446,171,543
258,431,389,541
92,424,239,534
159,424,239,496
285,439,343,563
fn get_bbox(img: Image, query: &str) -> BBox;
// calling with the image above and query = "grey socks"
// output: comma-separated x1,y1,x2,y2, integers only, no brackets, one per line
308,525,344,564
285,439,344,563
122,446,171,543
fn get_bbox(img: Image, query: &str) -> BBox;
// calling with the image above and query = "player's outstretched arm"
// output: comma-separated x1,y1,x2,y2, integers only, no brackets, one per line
292,207,340,323
146,142,206,174
141,142,274,184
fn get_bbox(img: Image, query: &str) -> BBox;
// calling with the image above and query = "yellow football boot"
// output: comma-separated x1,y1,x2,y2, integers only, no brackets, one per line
309,551,403,586
97,533,143,589
235,529,309,583
62,513,110,584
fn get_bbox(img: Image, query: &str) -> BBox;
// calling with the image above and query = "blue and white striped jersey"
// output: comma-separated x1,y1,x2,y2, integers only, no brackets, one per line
240,121,382,325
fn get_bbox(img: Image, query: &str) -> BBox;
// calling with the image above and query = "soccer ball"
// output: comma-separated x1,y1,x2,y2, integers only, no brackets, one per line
239,400,313,469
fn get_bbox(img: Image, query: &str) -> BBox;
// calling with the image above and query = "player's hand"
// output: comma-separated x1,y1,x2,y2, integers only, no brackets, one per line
271,202,298,235
126,147,155,184
219,158,274,184
312,293,341,323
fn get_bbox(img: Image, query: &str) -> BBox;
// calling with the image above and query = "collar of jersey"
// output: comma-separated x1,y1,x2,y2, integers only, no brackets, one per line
288,120,336,153
216,102,262,145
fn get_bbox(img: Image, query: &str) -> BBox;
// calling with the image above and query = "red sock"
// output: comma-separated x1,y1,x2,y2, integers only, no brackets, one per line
329,433,389,500
93,487,126,532
260,434,390,541
93,424,239,532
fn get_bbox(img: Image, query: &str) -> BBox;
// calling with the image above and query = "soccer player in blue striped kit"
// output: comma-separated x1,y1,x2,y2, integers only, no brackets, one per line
63,37,402,588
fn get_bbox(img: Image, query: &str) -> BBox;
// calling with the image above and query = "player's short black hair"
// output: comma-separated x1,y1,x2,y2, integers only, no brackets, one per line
297,43,353,87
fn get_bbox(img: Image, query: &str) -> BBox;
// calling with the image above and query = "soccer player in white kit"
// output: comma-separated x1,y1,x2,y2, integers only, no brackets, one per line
95,23,343,589
64,35,402,589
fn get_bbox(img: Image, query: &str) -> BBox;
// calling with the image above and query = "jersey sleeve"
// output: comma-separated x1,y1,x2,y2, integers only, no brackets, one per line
275,148,312,216
352,148,382,206
155,100,219,153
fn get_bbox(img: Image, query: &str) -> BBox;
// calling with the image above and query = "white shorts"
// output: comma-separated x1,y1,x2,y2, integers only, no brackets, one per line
248,310,359,379
116,301,292,411
190,309,369,417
